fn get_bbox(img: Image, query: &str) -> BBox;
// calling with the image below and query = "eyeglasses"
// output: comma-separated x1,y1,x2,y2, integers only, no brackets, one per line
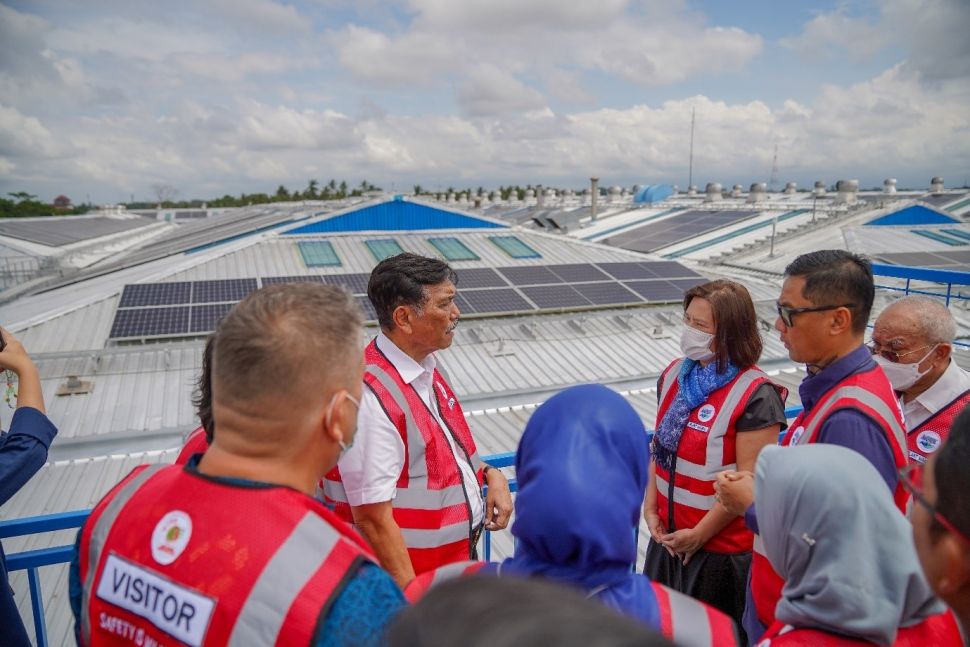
867,342,933,364
899,464,970,545
775,302,856,328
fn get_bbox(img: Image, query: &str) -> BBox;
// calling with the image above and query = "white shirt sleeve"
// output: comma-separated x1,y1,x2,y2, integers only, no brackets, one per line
337,387,405,507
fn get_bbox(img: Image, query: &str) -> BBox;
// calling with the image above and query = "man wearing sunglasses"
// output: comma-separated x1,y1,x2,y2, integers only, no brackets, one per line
908,405,970,639
716,249,909,643
871,295,970,465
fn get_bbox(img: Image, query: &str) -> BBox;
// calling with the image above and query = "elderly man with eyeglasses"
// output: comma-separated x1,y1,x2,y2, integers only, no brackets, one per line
714,249,910,644
871,295,970,465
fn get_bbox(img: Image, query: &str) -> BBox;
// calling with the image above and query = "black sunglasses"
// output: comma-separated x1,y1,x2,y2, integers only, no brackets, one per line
899,464,970,545
775,302,856,328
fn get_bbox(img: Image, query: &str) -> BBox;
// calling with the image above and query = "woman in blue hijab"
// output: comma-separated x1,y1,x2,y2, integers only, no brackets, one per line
493,384,739,645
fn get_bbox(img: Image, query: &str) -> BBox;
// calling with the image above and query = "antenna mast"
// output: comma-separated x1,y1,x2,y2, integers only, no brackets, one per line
769,143,779,191
688,107,695,190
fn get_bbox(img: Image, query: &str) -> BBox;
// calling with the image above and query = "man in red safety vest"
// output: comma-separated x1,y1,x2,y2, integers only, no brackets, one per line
715,250,910,643
324,253,513,589
72,283,405,647
870,295,970,465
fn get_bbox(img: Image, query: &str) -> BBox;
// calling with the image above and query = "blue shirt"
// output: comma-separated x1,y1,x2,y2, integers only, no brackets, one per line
69,464,405,647
743,345,899,644
1,407,59,647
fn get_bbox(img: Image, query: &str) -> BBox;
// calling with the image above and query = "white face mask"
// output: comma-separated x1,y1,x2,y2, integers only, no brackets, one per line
873,345,937,391
680,325,716,363
327,392,361,457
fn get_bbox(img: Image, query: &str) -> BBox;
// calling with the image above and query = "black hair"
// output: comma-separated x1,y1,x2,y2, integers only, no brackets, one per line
192,335,214,443
784,249,874,334
934,404,970,539
387,575,674,647
367,253,457,330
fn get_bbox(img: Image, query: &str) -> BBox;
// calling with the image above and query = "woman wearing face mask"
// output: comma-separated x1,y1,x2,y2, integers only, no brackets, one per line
643,279,787,640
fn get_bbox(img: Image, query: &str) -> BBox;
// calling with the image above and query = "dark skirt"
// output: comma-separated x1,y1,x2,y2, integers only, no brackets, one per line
644,540,751,643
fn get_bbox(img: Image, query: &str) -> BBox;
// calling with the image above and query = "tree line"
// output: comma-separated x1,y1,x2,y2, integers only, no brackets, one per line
1,192,90,218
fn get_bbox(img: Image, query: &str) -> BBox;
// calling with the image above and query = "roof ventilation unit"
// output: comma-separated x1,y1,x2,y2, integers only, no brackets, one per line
747,183,767,203
835,179,859,205
687,184,698,197
814,180,827,197
609,186,622,202
784,182,797,194
931,177,944,194
704,182,722,203
731,184,743,198
883,178,897,194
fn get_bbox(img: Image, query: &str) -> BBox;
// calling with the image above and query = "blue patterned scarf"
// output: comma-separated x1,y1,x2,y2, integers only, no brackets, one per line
653,358,739,471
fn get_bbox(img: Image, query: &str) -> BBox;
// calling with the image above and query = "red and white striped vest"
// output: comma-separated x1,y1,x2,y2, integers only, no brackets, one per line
756,610,962,646
906,389,970,464
655,360,778,554
79,464,374,647
750,365,909,630
404,560,741,646
323,339,484,575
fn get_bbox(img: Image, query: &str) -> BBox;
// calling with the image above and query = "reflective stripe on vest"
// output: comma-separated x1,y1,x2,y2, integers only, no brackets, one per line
653,582,738,647
227,512,344,646
80,464,165,644
403,560,484,603
787,385,907,455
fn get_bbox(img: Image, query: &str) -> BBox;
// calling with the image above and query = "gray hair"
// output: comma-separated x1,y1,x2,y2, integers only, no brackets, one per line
883,295,956,344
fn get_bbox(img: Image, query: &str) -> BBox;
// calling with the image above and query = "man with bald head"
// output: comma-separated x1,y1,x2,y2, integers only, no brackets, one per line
71,284,405,647
871,295,970,464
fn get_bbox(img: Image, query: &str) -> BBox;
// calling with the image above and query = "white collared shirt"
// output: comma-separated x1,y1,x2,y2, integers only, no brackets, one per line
338,332,484,525
902,359,970,431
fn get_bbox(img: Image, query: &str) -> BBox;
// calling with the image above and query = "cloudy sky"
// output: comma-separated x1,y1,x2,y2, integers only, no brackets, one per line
1,0,968,203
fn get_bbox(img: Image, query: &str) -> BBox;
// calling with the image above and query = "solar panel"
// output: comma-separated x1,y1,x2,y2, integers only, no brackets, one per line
119,282,192,307
942,250,970,263
321,273,371,294
623,280,685,302
668,277,706,292
355,296,378,321
596,262,655,280
459,288,535,314
455,292,478,314
497,266,562,285
191,279,258,304
297,241,342,267
428,237,481,261
190,303,234,333
547,264,610,283
605,210,757,253
519,285,591,309
455,267,509,289
260,275,325,285
573,282,641,305
109,307,190,338
640,261,702,279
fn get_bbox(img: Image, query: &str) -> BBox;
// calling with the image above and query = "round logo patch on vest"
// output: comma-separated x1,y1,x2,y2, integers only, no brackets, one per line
916,430,942,454
697,404,716,423
151,510,193,565
788,425,806,446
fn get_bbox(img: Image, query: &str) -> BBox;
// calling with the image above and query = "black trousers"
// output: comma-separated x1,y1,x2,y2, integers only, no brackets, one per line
644,540,750,644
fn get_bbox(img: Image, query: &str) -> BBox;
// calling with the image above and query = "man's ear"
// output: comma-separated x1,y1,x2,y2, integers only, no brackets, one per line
391,305,413,334
933,343,952,364
829,307,852,336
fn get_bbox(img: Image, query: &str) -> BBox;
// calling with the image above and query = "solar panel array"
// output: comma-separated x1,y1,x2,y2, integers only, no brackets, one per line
108,261,705,340
875,249,970,270
604,210,758,253
919,193,968,208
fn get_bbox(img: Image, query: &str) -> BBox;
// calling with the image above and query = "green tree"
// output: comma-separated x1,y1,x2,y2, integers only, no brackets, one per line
413,184,423,195
305,179,319,199
7,191,37,202
338,180,348,198
275,185,290,201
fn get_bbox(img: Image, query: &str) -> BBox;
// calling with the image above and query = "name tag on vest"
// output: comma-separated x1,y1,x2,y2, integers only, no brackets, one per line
686,421,709,433
96,553,215,647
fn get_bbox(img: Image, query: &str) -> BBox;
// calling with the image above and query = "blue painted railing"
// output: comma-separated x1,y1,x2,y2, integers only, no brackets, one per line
871,262,970,306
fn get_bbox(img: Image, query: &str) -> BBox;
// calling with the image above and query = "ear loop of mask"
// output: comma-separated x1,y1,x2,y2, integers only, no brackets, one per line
327,391,361,453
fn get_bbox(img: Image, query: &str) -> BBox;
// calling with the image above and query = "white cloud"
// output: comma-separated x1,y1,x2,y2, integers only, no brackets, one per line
780,9,891,62
208,0,311,35
456,65,547,117
0,104,63,158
